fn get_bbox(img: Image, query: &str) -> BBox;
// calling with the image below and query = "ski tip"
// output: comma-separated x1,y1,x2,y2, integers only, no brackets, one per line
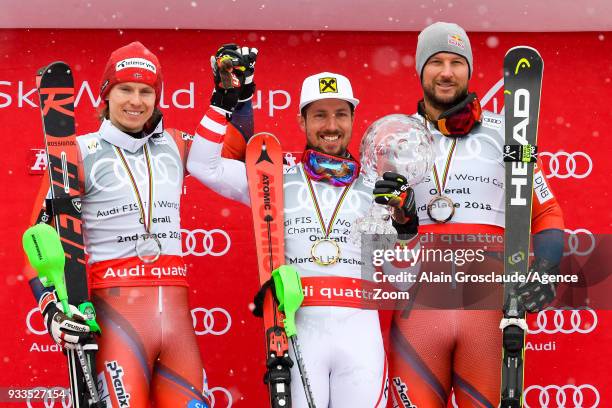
505,46,542,57
38,61,72,76
248,132,280,145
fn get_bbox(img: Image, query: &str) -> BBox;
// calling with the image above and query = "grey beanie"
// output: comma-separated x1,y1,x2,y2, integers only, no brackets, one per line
415,22,473,78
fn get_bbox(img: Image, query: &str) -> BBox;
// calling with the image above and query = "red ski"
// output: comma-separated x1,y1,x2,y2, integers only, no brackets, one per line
246,132,293,407
36,62,102,407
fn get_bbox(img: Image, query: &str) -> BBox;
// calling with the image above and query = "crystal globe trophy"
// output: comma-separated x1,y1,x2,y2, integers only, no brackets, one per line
352,114,435,243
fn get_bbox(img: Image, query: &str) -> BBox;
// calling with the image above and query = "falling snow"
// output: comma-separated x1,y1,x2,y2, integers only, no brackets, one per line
486,36,499,48
401,54,414,67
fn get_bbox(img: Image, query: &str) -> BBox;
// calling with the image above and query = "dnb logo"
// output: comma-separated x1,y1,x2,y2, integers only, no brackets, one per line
191,307,232,336
528,308,598,335
524,384,600,408
181,228,231,257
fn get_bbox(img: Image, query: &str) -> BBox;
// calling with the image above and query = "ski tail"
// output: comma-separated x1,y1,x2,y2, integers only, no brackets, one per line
500,46,544,408
37,62,103,407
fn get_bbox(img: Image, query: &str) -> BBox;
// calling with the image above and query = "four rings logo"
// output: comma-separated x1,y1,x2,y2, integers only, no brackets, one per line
26,386,71,408
191,307,232,336
26,307,47,336
564,228,595,257
208,386,233,408
540,151,593,179
181,228,231,257
524,384,600,408
528,308,598,335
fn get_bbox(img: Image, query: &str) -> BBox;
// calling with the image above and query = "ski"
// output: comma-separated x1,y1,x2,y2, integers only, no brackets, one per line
500,47,544,408
246,132,294,407
36,62,102,407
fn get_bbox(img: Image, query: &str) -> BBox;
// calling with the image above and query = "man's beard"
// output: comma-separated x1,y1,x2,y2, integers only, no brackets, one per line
306,131,347,157
423,81,469,113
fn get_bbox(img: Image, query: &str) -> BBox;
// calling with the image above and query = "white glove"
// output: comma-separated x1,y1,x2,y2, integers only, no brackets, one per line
39,291,91,350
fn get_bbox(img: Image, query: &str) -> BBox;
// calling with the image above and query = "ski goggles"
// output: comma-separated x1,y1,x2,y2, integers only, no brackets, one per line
421,92,482,136
302,149,359,186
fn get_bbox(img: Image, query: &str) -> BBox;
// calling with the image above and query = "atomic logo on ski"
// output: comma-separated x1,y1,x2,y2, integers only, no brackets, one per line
256,142,274,164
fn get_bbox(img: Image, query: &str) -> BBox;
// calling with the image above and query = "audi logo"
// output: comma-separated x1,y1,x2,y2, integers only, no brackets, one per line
564,228,596,257
26,307,47,336
209,386,233,408
540,151,593,179
90,153,181,192
528,308,598,335
181,228,231,257
191,307,232,336
524,384,600,408
26,386,72,408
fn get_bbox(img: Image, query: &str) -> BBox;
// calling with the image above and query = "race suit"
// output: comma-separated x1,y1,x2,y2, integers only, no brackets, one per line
389,110,564,408
25,105,252,407
187,106,389,408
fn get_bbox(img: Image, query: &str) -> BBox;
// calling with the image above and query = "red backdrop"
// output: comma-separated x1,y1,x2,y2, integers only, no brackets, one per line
1,29,610,407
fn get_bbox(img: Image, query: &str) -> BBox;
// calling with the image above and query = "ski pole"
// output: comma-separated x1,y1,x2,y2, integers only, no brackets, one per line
272,265,316,408
23,223,104,407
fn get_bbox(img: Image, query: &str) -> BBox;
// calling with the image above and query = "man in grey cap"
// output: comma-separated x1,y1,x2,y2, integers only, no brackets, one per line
387,22,565,408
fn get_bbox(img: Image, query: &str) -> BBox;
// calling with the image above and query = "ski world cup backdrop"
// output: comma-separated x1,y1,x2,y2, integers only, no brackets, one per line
1,29,611,407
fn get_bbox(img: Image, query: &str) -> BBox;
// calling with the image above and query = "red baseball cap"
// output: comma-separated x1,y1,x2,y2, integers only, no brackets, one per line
99,41,162,106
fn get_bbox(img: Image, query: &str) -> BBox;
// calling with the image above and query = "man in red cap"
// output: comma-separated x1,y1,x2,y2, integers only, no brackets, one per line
26,41,257,407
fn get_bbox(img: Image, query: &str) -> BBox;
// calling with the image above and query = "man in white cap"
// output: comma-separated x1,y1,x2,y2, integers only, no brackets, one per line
387,22,565,408
188,71,420,407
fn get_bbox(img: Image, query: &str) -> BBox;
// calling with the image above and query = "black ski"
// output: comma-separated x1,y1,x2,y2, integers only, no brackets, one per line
36,62,103,407
500,47,543,408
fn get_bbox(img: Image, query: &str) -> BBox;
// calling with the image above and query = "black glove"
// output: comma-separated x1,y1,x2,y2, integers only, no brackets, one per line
373,172,418,238
39,291,91,350
210,44,258,113
515,257,559,313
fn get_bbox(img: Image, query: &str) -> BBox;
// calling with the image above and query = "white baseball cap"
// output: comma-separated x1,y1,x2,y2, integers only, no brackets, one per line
299,72,360,112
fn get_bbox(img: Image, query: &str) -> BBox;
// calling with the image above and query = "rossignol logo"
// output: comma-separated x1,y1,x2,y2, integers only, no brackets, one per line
447,34,465,50
115,58,157,74
392,377,417,408
106,360,131,407
72,197,82,213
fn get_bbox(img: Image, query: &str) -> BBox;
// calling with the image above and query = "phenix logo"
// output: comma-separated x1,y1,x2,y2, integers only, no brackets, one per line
392,377,418,408
106,361,131,407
